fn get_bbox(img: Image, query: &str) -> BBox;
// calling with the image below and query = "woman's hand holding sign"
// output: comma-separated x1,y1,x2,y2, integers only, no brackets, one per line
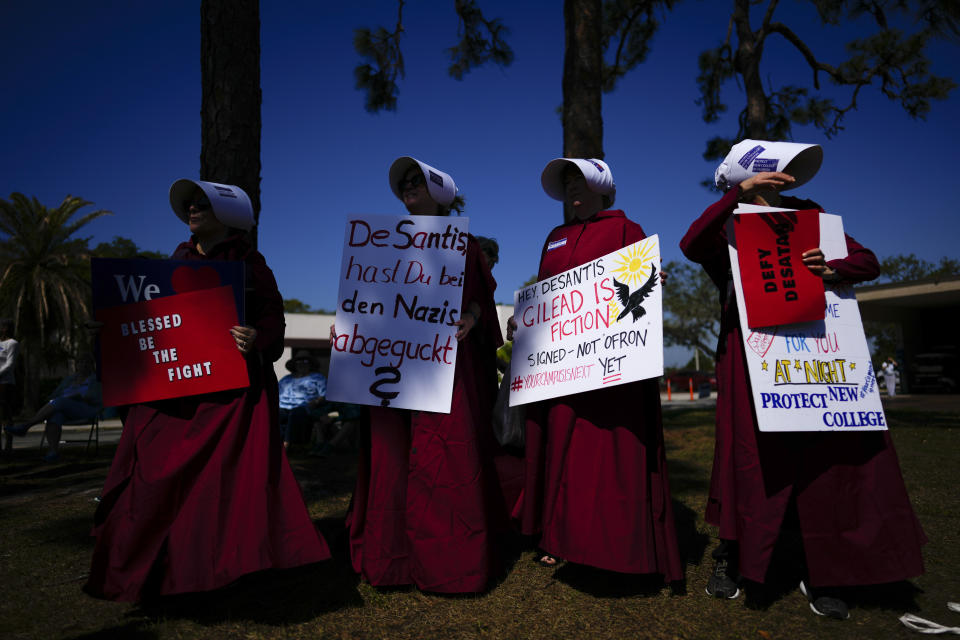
231,325,258,355
802,248,838,281
455,302,482,342
506,315,517,341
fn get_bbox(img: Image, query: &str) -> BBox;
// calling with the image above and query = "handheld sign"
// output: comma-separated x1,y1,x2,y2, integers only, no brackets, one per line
729,206,886,432
326,214,469,413
91,258,245,323
91,258,248,406
734,209,825,328
95,285,250,406
510,235,663,406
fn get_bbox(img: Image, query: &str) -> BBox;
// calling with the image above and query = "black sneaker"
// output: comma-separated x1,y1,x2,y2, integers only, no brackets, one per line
799,581,849,620
705,558,740,599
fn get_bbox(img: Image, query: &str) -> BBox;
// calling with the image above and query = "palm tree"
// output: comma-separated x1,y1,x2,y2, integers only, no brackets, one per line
0,193,110,408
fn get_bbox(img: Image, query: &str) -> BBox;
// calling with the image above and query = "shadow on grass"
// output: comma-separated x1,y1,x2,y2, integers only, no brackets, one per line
17,461,108,480
885,409,957,428
132,542,364,626
740,522,923,615
0,458,46,476
479,530,528,594
66,620,159,639
553,563,674,598
24,513,96,551
673,500,709,568
845,580,923,613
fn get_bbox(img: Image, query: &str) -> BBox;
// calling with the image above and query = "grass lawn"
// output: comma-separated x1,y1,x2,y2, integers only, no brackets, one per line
1,401,957,639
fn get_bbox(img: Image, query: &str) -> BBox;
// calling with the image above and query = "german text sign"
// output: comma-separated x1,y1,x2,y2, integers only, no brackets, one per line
327,214,469,413
510,236,663,405
729,206,885,432
95,285,250,406
734,209,824,328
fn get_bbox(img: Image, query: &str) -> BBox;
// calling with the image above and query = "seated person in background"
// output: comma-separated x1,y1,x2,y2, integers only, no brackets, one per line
278,350,329,448
311,402,366,457
5,357,101,462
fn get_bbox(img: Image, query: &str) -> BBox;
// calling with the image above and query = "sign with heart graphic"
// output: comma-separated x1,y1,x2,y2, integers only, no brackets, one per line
728,207,885,432
95,285,250,406
91,258,244,323
91,258,247,405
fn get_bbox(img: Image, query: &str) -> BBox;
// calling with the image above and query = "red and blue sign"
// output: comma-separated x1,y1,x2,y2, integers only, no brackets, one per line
91,258,249,405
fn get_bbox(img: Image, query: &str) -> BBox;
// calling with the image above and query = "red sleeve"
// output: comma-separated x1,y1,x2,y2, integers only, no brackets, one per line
679,187,740,264
829,234,880,284
463,237,503,349
247,253,286,362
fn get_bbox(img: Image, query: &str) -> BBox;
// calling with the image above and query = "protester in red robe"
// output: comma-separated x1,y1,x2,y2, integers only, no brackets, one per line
508,158,683,583
680,140,925,620
342,157,506,593
85,180,330,602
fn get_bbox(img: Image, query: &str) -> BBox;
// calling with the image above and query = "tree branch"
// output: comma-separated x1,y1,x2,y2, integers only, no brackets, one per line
759,0,779,33
766,21,842,90
610,5,644,81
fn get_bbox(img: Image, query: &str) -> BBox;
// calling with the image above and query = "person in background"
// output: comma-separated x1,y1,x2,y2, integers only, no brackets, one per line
508,158,682,586
4,357,100,462
278,350,330,448
476,236,508,384
680,139,925,620
0,319,19,453
882,357,898,397
476,236,499,271
339,157,506,593
84,179,329,602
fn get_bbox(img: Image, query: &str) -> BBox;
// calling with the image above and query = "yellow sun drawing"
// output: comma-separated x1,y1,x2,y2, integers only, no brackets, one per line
608,240,659,319
611,242,658,288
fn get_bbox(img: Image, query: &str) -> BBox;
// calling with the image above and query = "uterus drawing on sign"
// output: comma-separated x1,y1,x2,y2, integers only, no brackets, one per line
369,365,401,407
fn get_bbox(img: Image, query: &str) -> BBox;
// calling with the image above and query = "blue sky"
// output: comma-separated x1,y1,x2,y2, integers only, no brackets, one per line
2,2,958,336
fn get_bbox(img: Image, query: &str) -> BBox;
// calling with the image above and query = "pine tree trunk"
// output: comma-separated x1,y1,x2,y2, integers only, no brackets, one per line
200,0,262,247
732,0,767,139
561,0,604,221
563,0,604,159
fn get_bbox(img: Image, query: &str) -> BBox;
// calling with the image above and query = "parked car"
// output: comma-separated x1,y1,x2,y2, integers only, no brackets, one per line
910,352,958,393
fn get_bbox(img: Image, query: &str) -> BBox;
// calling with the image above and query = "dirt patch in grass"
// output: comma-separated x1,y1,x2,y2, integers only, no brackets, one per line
0,403,956,639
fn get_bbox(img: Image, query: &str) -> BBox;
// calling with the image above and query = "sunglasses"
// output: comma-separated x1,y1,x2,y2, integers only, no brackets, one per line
184,198,212,211
398,173,425,192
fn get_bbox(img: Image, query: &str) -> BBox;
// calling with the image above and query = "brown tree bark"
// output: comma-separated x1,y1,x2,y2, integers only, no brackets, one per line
732,0,768,138
200,0,262,246
561,0,604,221
563,0,604,160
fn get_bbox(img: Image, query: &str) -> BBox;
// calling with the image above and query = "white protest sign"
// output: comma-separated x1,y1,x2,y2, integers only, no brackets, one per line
327,214,469,413
510,236,663,405
729,206,886,431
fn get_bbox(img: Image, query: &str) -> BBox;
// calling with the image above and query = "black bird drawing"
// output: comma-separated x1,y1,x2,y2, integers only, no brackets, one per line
614,264,658,322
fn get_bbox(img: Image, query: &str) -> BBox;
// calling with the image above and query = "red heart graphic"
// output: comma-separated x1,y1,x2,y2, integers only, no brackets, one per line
746,326,778,358
170,266,222,293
